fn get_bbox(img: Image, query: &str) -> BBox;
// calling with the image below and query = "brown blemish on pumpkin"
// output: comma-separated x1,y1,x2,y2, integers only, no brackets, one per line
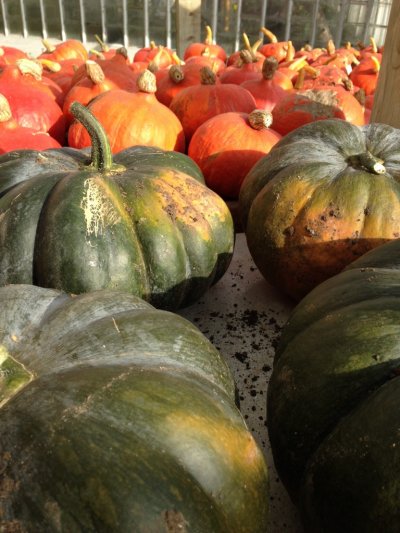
292,89,340,118
283,226,295,236
162,510,188,532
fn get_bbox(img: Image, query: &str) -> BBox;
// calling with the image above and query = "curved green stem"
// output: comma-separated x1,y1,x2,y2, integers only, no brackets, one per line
70,101,114,171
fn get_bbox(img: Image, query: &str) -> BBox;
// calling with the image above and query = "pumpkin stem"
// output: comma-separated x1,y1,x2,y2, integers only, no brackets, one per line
0,93,12,122
248,109,273,130
371,55,381,73
200,66,217,85
260,27,278,43
284,40,295,62
69,101,115,172
89,49,106,60
347,151,386,174
369,36,378,54
169,65,185,83
294,67,306,89
326,39,336,56
39,58,62,72
85,60,106,84
239,49,254,65
16,58,43,80
42,38,56,53
204,25,214,45
262,56,279,80
94,34,110,52
137,69,157,93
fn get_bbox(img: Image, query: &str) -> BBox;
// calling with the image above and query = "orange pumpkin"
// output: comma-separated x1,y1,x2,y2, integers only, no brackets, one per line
0,60,66,144
188,109,281,199
170,67,256,142
271,83,365,136
349,55,381,96
183,25,227,63
219,50,263,85
259,28,290,62
38,38,88,62
0,93,61,153
241,57,291,111
63,61,138,123
68,70,185,154
155,64,205,107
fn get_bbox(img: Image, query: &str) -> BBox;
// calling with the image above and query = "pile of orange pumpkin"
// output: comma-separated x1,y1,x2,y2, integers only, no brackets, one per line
0,27,382,201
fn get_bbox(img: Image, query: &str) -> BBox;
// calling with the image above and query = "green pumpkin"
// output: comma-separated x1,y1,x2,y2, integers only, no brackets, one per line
239,119,400,300
267,238,400,532
0,102,234,310
0,284,269,532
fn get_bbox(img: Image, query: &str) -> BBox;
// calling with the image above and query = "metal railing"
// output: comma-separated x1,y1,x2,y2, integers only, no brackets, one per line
0,0,392,54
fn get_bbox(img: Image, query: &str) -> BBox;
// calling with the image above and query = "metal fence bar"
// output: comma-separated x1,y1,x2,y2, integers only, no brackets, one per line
39,0,48,39
362,0,375,42
259,0,268,39
0,0,8,36
336,0,349,46
211,0,218,43
19,0,28,38
234,0,243,51
284,0,293,41
58,0,67,41
99,0,108,43
143,0,149,47
166,0,172,48
121,0,128,46
78,0,87,42
310,0,320,46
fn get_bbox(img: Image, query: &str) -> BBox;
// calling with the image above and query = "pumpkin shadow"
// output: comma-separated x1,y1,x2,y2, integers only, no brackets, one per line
148,251,233,311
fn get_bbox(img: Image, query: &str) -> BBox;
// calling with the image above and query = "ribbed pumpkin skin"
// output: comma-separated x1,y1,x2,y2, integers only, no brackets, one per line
188,111,281,199
239,119,400,301
0,284,269,532
68,89,186,154
267,239,400,532
0,107,233,310
169,82,256,142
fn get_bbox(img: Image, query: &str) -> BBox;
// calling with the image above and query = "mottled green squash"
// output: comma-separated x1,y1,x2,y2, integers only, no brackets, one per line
0,284,269,532
0,102,234,310
239,119,400,300
267,238,400,532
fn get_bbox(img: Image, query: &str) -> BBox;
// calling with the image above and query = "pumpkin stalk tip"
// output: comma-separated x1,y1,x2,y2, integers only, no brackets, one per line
348,151,386,175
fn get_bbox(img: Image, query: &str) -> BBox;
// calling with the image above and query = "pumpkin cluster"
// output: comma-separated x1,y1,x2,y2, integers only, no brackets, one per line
0,30,382,202
0,27,393,533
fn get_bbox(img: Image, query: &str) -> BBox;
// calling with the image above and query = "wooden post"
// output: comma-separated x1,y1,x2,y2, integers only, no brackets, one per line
175,0,202,57
371,0,400,126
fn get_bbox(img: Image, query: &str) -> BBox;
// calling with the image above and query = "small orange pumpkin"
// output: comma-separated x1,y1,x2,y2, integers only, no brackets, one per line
188,109,281,199
170,67,256,142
